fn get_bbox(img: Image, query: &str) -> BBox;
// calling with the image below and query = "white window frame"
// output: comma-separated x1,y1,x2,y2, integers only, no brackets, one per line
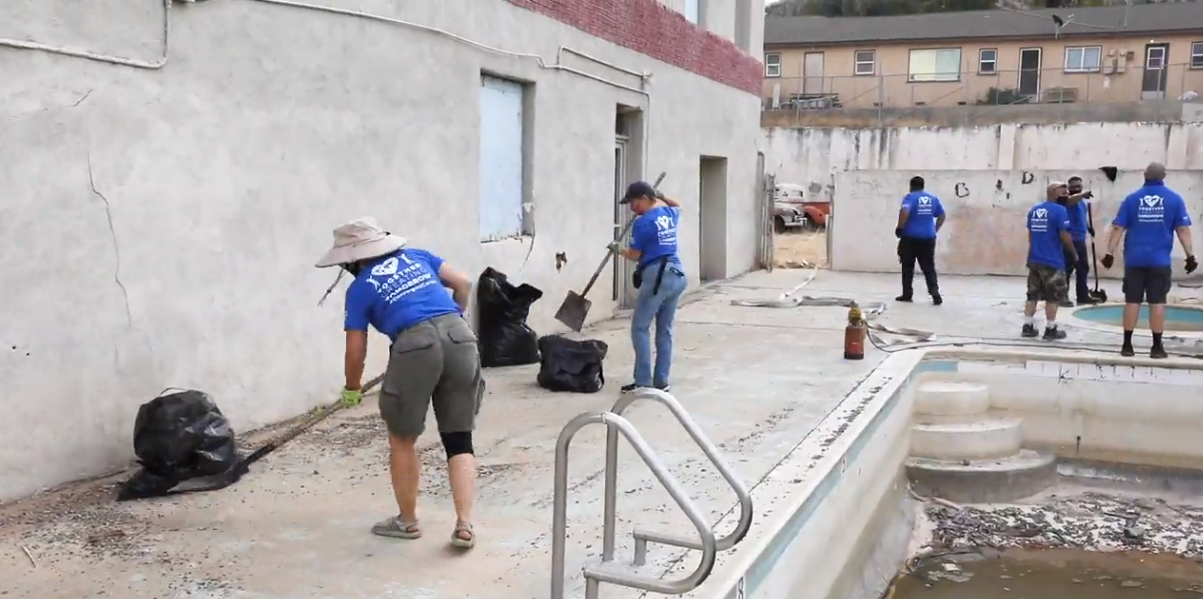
765,52,782,78
684,0,700,24
854,50,876,76
978,48,998,74
1192,41,1203,69
1064,46,1102,73
907,48,962,82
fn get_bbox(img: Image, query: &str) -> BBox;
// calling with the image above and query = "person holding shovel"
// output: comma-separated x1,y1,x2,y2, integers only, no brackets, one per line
315,217,482,548
1060,176,1097,307
610,181,686,393
1100,162,1197,358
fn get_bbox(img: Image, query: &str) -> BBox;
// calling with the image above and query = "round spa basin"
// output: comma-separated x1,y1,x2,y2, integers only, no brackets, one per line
1073,304,1203,332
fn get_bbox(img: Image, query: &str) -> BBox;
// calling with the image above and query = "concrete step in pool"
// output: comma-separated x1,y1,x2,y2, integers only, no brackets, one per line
911,418,1024,461
906,449,1057,504
913,381,990,416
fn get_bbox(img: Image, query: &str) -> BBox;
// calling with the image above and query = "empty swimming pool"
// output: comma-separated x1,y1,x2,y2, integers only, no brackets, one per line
1073,304,1203,333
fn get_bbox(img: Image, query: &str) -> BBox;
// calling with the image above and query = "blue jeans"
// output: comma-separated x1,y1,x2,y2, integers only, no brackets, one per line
631,266,687,387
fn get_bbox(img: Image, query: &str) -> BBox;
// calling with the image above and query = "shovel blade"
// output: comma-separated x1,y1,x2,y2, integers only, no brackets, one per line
555,291,592,332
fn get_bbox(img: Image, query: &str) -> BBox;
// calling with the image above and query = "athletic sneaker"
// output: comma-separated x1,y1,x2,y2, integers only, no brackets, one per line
895,295,913,303
1120,344,1136,357
1150,345,1168,359
932,294,943,306
1058,299,1075,308
621,383,671,393
1021,323,1038,338
1042,326,1067,341
654,383,671,392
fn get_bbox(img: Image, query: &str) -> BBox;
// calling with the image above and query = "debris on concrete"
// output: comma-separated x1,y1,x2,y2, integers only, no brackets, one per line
918,490,1203,559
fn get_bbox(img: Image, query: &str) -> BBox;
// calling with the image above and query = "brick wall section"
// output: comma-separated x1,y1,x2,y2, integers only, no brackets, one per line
507,0,763,96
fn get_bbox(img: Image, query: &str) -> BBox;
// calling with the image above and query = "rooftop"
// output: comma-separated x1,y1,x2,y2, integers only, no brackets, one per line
765,3,1203,46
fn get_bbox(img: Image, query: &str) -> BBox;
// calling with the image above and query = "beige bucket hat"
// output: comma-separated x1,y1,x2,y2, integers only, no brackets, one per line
314,217,408,268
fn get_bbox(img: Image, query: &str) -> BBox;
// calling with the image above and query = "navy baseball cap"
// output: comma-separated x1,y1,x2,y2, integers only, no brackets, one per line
620,181,656,204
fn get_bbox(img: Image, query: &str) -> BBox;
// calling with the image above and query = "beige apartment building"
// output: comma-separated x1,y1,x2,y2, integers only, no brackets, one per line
763,4,1203,110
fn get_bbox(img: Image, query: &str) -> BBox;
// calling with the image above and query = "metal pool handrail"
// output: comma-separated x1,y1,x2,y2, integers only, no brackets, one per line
603,389,754,566
550,411,717,599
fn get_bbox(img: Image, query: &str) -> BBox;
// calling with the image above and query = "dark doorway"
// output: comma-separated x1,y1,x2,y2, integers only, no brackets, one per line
1018,48,1042,98
1142,43,1169,99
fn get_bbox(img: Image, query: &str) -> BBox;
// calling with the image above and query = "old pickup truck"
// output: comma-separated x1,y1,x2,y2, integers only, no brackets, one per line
773,182,830,234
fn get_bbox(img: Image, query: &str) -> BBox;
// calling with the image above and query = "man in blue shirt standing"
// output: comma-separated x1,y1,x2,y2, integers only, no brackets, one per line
895,176,946,305
1023,183,1079,340
610,181,687,393
1061,176,1098,307
315,217,483,548
1100,162,1197,358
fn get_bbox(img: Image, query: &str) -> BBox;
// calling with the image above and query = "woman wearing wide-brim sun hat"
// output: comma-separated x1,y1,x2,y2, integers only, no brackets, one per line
315,216,483,549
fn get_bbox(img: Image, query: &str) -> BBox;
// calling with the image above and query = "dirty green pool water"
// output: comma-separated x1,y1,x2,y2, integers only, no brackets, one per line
893,550,1203,599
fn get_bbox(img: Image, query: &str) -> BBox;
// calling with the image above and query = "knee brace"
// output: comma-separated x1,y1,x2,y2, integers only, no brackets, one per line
440,431,474,459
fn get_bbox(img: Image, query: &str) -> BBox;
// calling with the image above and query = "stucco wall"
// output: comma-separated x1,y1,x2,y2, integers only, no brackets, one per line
830,169,1203,276
761,122,1203,198
0,0,762,500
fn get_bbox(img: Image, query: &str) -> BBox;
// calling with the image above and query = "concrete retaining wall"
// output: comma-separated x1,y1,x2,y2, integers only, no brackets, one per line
761,122,1203,200
830,169,1203,276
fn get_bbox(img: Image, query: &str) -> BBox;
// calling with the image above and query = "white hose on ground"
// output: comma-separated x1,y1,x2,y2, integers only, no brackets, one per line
730,265,937,346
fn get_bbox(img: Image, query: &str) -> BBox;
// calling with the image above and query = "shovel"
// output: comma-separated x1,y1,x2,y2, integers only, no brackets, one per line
554,171,666,332
1086,201,1108,303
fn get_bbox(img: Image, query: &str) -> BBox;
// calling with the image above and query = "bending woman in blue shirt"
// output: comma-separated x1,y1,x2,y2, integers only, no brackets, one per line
315,217,482,548
610,181,687,393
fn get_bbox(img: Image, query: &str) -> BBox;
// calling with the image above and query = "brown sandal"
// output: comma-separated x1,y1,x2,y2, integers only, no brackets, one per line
372,517,422,539
450,522,475,549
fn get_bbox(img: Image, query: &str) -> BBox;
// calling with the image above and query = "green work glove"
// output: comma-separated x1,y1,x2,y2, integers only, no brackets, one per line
340,388,362,408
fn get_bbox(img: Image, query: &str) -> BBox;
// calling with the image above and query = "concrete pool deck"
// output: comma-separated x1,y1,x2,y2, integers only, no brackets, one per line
2,270,1202,599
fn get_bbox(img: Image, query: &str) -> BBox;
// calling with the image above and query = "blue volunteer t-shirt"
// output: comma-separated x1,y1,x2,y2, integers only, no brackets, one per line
1067,201,1089,242
1113,181,1192,268
344,248,461,341
1027,201,1071,270
630,205,683,271
900,192,945,239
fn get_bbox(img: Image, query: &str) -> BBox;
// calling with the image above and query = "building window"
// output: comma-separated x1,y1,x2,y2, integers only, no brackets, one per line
908,48,962,82
685,0,700,24
854,50,876,76
479,75,529,242
765,53,782,78
1192,42,1203,69
979,48,997,74
1064,46,1102,72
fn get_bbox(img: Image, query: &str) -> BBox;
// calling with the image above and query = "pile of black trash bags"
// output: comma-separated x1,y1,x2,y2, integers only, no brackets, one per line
476,267,608,393
117,389,245,501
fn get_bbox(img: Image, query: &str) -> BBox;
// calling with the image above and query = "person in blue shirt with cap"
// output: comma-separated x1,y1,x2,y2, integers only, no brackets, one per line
895,176,946,305
1022,183,1078,340
1060,176,1098,307
609,181,686,393
1101,162,1197,358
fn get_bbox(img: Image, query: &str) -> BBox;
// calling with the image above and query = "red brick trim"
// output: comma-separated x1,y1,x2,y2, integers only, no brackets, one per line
507,0,762,96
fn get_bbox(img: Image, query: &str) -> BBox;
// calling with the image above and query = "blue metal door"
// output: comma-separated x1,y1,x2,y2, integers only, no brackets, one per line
479,76,525,241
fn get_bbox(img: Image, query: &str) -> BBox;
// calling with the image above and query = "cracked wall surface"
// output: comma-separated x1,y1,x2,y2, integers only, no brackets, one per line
0,0,763,501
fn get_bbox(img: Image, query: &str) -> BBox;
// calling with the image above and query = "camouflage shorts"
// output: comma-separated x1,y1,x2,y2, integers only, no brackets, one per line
1026,264,1069,303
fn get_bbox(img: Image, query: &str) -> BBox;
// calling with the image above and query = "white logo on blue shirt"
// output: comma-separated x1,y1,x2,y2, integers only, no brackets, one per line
1030,207,1050,232
915,195,934,215
364,253,436,305
1137,195,1165,223
654,213,677,245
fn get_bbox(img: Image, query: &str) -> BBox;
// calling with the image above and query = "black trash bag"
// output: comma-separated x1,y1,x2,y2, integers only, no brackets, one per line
477,267,543,368
536,335,609,393
117,389,242,501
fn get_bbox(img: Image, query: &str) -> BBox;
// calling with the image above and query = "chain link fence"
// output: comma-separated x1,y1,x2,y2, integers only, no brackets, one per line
762,62,1202,119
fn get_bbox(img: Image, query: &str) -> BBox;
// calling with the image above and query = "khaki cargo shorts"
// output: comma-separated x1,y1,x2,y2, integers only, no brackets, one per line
379,314,483,438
